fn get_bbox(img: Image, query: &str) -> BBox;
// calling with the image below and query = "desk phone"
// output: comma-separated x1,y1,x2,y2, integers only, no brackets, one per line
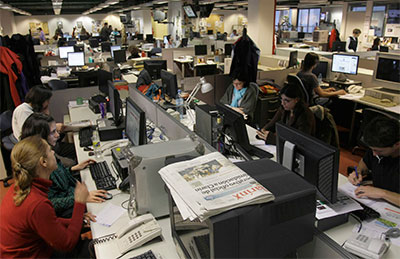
344,233,388,259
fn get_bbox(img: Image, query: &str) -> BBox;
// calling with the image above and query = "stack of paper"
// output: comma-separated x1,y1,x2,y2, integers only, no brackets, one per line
158,152,275,222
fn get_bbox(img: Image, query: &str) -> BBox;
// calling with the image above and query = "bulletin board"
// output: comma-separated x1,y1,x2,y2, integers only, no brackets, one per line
29,22,49,36
200,14,224,34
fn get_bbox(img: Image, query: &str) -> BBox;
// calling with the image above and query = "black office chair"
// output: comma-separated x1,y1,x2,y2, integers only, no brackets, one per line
0,110,15,187
287,74,310,105
48,79,68,90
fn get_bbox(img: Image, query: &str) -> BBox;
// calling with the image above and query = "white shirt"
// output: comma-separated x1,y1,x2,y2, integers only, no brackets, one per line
12,102,33,140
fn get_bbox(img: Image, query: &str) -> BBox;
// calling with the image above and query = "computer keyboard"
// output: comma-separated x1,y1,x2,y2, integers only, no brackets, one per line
79,126,93,147
129,250,157,259
89,161,117,190
193,234,210,259
359,96,397,107
352,203,381,221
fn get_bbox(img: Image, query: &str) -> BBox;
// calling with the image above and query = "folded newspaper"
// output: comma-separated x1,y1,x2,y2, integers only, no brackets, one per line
158,152,275,221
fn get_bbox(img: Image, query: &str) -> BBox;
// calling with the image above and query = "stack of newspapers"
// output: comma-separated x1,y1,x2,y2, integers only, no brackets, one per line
158,152,275,222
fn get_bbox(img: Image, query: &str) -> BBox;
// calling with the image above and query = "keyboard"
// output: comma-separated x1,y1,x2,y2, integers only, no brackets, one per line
352,203,381,221
359,96,397,107
89,161,117,190
79,126,93,147
193,234,210,259
129,250,157,259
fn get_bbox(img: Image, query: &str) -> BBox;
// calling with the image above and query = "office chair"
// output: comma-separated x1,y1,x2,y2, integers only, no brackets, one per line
0,110,15,187
247,82,260,126
286,75,310,105
352,108,399,155
48,79,68,90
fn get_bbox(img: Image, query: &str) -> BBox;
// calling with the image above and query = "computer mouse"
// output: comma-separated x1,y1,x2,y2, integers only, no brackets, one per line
104,192,113,200
88,151,94,156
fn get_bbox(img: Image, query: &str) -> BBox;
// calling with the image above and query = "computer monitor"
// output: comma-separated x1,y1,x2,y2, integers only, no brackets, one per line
180,38,188,47
73,44,84,52
143,60,167,80
224,43,233,56
331,54,359,75
183,4,197,18
298,32,305,39
276,122,339,204
288,51,298,68
161,69,178,98
125,97,147,146
113,49,126,64
59,46,74,59
101,41,112,52
372,52,400,93
76,70,98,88
110,45,121,58
194,45,207,56
195,64,217,76
108,80,123,126
67,52,85,67
332,41,346,52
98,70,112,95
145,34,154,42
136,34,144,40
379,46,389,52
312,60,328,79
192,32,201,38
67,39,77,46
89,38,99,48
207,30,213,35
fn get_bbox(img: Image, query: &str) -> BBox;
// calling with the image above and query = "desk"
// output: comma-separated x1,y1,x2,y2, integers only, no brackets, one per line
173,58,194,78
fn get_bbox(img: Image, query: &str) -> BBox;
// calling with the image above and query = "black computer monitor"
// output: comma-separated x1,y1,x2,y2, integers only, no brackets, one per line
101,41,112,52
110,45,121,58
125,97,147,146
77,70,98,87
143,60,167,80
108,81,122,126
207,30,213,35
288,51,298,68
161,69,178,98
146,34,154,42
59,46,74,59
195,45,207,56
298,32,305,39
224,43,233,56
73,44,84,52
192,32,201,38
180,38,188,47
276,122,339,203
312,61,328,79
331,54,359,75
136,34,144,40
113,49,126,64
89,38,99,48
98,70,112,95
379,46,389,52
195,64,217,76
332,41,346,52
67,52,85,67
67,39,77,46
216,33,225,40
372,53,400,92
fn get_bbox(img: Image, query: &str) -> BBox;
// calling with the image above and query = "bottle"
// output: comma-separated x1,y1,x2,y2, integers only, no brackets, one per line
318,73,323,85
92,129,102,158
175,89,184,120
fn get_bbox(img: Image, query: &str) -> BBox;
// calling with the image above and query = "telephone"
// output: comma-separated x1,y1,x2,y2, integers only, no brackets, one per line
344,233,389,259
115,213,162,255
347,85,363,94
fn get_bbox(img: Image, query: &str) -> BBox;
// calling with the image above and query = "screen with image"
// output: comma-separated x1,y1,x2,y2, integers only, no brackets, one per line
59,46,74,59
373,53,400,91
195,45,207,56
67,52,85,67
126,97,147,146
331,54,359,75
110,45,121,58
161,69,178,98
183,5,197,18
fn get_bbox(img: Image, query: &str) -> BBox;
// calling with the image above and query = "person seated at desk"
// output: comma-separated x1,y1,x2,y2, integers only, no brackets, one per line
256,83,316,145
165,35,175,48
348,117,400,207
21,113,107,218
0,136,89,258
128,44,141,59
368,37,381,51
230,29,238,38
297,52,346,106
220,74,258,122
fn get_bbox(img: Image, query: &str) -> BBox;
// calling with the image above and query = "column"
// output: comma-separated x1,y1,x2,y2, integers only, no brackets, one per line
167,0,183,42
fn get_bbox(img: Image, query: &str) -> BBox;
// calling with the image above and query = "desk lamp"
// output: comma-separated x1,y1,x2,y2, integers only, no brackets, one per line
184,77,213,122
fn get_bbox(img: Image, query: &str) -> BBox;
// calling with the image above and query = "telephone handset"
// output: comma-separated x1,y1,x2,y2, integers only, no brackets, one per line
347,85,363,94
344,233,388,259
116,213,162,255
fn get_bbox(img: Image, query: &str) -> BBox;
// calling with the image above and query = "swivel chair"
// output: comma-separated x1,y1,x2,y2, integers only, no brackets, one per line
0,110,16,187
48,79,68,90
286,74,310,105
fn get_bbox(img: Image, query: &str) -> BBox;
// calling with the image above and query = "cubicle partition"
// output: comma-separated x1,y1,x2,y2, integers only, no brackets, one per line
258,67,299,88
162,47,195,72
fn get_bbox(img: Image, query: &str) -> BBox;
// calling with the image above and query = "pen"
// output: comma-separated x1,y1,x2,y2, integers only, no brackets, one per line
354,166,360,186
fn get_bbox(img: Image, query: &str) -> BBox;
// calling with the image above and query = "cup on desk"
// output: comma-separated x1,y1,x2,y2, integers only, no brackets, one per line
76,97,83,105
99,102,107,118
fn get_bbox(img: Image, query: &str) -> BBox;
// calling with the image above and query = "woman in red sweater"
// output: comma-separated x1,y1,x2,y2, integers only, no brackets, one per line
0,136,89,258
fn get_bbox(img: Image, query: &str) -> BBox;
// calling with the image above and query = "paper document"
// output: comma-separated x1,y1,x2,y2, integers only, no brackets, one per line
68,100,89,108
94,203,126,227
316,191,363,220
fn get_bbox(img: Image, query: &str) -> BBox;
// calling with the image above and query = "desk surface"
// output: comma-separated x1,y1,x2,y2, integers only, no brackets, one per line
340,93,400,114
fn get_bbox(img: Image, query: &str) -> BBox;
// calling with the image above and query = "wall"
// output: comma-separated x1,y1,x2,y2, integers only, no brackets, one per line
327,7,342,30
167,1,183,41
130,9,152,34
152,17,168,39
0,9,16,36
211,10,248,34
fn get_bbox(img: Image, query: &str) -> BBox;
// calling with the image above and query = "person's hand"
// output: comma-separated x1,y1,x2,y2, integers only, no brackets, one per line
71,159,96,171
231,107,244,115
337,89,347,95
348,171,362,186
84,212,97,223
56,123,65,133
74,181,89,204
326,87,336,92
355,185,385,200
87,190,108,203
256,130,268,141
261,128,268,134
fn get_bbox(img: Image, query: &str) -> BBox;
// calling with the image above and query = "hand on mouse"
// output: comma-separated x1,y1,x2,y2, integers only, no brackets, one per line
256,130,269,141
87,190,108,203
71,159,96,171
355,185,385,199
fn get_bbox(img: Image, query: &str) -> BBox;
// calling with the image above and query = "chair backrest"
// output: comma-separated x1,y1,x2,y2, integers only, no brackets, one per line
0,110,13,136
286,74,310,105
48,79,68,90
0,110,14,175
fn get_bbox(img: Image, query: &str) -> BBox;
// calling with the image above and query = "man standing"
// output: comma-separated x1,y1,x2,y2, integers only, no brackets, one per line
346,28,361,52
100,22,109,41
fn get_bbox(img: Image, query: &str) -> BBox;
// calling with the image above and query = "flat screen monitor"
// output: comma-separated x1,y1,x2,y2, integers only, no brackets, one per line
73,44,84,52
183,4,197,18
379,46,389,52
126,97,147,146
67,52,85,67
180,38,188,47
276,122,339,204
298,32,305,39
199,4,214,18
136,34,144,40
372,52,400,92
312,61,328,79
67,39,77,46
195,64,217,76
108,80,122,126
207,30,213,35
101,41,112,52
161,69,178,98
331,54,359,75
59,46,74,59
146,34,154,42
224,43,233,56
288,51,298,68
88,38,99,48
195,45,207,56
332,41,346,52
110,45,121,58
143,60,167,80
192,32,201,38
98,70,112,95
113,49,126,64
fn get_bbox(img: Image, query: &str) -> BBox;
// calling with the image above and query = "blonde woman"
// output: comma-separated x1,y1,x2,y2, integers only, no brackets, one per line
0,136,89,258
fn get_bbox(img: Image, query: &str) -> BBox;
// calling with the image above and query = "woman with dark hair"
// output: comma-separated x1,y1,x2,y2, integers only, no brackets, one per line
369,37,380,51
128,44,140,59
21,113,108,218
257,83,316,145
297,52,346,105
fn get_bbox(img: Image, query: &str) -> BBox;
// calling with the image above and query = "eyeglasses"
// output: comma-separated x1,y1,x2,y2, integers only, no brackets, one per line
49,129,59,136
280,97,295,103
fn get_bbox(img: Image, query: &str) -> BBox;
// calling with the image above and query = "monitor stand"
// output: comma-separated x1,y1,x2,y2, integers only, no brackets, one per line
97,116,125,141
334,73,348,82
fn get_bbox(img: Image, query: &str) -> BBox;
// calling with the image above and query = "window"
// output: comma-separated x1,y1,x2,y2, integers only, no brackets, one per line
349,4,366,12
371,5,386,37
297,8,321,33
275,9,293,31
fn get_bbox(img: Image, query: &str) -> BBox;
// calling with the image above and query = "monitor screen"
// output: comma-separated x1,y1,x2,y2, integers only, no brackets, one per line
113,49,126,64
126,97,147,146
288,51,298,68
180,38,188,47
331,54,359,75
207,30,213,35
143,60,167,80
88,38,99,48
183,4,197,18
332,41,346,52
101,42,112,52
276,122,339,204
67,52,85,67
59,46,74,59
224,43,233,56
379,46,389,52
146,34,154,42
110,45,121,58
108,81,122,126
312,61,328,79
73,44,84,52
195,64,217,76
161,69,178,98
195,45,207,56
136,34,144,40
67,39,77,46
372,53,400,92
199,4,214,18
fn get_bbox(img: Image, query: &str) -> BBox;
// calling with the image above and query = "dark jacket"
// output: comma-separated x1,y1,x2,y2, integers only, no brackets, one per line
348,36,358,52
220,83,258,121
310,105,340,148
